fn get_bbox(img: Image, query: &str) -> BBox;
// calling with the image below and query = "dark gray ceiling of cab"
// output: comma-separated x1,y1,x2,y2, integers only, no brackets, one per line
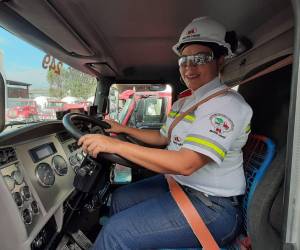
0,0,291,82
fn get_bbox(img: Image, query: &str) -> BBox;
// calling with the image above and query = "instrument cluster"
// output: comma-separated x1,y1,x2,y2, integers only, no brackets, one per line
29,143,69,187
1,162,40,226
35,155,68,187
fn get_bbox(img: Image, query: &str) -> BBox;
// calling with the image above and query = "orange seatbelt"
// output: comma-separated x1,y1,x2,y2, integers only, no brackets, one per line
166,55,293,249
166,175,220,250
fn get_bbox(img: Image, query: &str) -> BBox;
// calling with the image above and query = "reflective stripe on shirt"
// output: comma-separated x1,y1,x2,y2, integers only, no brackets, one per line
184,134,227,160
168,110,196,123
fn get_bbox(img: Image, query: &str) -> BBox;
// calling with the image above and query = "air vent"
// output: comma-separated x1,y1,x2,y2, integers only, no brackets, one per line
57,131,72,143
0,147,17,166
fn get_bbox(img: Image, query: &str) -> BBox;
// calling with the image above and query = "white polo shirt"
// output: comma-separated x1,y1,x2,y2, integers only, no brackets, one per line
160,77,253,197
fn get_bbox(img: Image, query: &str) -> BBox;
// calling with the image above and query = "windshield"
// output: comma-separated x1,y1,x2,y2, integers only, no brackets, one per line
1,27,97,126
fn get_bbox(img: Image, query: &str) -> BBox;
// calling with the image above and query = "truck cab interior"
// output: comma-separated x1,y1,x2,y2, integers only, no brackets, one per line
0,0,298,249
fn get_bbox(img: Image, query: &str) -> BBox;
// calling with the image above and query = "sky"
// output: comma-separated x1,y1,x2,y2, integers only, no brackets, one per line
0,27,49,89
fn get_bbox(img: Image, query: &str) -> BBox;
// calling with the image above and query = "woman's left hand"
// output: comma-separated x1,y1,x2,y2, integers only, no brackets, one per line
78,134,121,158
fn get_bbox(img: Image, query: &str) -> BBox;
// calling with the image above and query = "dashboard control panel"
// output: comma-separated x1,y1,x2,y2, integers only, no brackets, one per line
0,150,41,230
15,138,76,213
0,126,81,250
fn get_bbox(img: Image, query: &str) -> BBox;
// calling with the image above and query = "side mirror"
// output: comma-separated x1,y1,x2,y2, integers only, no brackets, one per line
0,71,6,132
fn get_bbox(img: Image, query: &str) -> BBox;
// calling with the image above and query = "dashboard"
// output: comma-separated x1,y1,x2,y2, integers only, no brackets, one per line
0,121,84,250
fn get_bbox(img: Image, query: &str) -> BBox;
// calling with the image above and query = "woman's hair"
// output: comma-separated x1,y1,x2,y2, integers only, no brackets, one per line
225,31,238,53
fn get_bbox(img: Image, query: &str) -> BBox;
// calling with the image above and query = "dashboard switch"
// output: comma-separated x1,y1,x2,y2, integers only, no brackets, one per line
12,192,23,207
22,208,32,225
30,200,39,215
20,185,31,200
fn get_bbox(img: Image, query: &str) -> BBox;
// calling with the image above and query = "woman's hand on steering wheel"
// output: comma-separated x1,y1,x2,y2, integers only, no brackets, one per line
63,113,142,167
104,119,127,134
78,134,121,158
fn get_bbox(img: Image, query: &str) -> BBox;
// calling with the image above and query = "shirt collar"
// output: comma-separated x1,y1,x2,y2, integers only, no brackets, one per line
190,77,223,99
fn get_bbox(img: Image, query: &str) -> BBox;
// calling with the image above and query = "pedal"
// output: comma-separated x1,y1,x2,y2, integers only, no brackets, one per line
71,230,93,250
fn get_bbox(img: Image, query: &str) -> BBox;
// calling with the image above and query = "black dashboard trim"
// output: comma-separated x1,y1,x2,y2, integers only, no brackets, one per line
0,121,67,146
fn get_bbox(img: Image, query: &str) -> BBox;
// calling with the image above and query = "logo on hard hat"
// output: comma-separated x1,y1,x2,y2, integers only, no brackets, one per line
187,28,197,35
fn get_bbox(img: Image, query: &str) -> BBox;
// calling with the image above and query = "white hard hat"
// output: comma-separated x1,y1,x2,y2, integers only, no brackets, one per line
173,16,233,57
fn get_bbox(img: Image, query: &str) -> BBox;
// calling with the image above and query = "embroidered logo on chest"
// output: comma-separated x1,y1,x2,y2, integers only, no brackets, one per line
209,113,234,138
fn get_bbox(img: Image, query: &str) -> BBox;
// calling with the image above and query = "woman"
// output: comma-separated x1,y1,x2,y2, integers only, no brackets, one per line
79,16,253,249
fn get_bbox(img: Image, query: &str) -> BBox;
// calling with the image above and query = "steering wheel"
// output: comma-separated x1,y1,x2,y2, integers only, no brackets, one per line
62,113,140,168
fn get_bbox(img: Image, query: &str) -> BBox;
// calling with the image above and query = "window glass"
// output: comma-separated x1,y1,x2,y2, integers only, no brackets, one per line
1,27,97,126
108,83,172,184
144,98,163,116
108,83,172,128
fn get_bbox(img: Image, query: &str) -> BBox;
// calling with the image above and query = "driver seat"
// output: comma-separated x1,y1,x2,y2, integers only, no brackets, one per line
161,134,276,250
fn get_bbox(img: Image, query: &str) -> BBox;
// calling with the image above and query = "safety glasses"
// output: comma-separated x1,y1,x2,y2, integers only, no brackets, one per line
178,52,214,67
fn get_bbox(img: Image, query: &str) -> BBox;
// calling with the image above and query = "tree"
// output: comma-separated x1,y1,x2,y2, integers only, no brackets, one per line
47,66,97,99
47,67,66,98
63,67,97,99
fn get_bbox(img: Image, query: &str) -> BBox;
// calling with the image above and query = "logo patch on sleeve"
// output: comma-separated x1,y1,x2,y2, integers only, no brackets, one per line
209,113,234,138
172,136,183,146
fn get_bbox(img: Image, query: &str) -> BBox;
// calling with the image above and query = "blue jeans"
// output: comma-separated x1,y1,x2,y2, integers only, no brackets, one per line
92,175,242,250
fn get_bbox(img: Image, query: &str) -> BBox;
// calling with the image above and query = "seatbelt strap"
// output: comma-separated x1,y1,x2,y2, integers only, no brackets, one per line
167,54,293,141
167,86,229,141
166,175,220,250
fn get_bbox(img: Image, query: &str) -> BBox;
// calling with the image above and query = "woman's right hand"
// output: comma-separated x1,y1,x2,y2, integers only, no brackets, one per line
104,119,127,134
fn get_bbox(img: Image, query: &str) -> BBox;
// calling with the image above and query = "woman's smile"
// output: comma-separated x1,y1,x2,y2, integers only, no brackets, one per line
179,44,220,91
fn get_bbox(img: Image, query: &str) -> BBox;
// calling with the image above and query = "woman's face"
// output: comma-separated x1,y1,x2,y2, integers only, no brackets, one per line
179,44,222,91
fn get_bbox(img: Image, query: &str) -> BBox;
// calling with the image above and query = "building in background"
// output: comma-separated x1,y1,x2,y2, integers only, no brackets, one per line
7,80,31,98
